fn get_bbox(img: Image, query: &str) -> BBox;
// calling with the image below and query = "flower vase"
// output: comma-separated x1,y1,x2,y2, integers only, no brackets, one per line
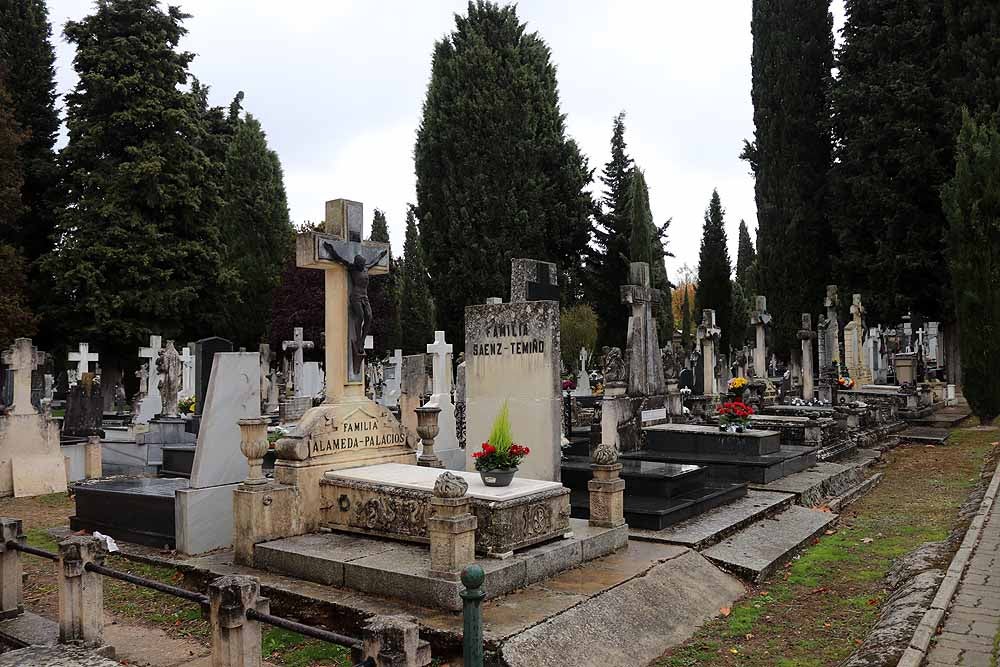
480,467,518,487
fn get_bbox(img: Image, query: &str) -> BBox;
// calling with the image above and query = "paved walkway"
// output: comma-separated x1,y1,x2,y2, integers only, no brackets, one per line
926,503,1000,666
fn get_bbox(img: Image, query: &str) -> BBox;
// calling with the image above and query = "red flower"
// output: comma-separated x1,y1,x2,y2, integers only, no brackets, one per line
472,451,483,459
481,443,495,454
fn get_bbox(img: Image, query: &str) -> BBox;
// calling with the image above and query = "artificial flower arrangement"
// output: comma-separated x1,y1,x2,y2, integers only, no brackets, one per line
562,379,577,392
837,376,855,389
178,395,195,414
472,402,529,486
717,400,754,433
728,376,749,394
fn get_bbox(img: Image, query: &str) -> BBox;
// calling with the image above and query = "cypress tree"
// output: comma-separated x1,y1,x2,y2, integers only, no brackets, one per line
655,218,675,342
0,71,26,232
743,0,834,358
367,208,401,356
680,286,693,350
0,0,60,266
627,169,654,266
941,111,1000,424
695,190,733,351
43,0,225,357
588,112,634,347
831,1,951,323
943,1,1000,121
730,280,752,351
735,219,756,291
218,111,295,348
399,207,435,355
414,1,593,350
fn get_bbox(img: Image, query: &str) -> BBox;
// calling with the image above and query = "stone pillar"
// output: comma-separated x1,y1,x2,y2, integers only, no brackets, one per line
427,473,476,579
415,406,443,469
697,310,721,396
232,482,303,566
58,535,107,646
798,314,816,400
363,615,432,667
0,519,24,619
750,296,771,378
84,435,102,479
588,446,625,528
209,575,270,667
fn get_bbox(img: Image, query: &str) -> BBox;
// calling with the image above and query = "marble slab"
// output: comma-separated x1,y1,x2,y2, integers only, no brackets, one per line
325,463,564,502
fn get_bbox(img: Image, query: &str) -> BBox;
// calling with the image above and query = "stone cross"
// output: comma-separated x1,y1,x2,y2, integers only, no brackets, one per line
426,331,453,401
797,314,816,400
179,346,195,398
621,262,665,396
282,327,314,398
296,199,390,403
823,285,840,368
137,335,162,395
579,347,588,374
696,309,721,396
2,338,46,415
749,295,771,378
68,342,99,382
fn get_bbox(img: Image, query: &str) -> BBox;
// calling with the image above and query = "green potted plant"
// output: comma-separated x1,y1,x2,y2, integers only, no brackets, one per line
472,402,530,487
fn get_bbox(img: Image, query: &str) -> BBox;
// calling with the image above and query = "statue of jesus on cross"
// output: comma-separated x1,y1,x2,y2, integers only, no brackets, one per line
321,242,388,375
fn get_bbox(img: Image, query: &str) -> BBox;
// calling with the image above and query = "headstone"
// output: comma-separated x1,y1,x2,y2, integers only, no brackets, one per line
425,331,462,469
697,310,721,395
180,345,195,398
511,258,560,303
823,285,840,370
135,335,163,423
750,295,771,378
378,349,402,408
798,314,817,399
465,281,561,481
300,361,324,397
265,367,280,414
63,377,103,438
926,321,940,365
400,353,429,446
282,327,315,398
678,367,694,392
843,294,873,384
573,347,592,397
620,262,665,397
67,342,99,386
195,337,233,415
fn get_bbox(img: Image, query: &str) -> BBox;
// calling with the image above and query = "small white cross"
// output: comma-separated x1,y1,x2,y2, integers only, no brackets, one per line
426,331,453,399
138,335,162,394
180,345,195,397
68,342,100,379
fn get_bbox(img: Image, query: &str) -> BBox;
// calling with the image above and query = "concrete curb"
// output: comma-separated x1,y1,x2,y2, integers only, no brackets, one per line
896,461,1000,667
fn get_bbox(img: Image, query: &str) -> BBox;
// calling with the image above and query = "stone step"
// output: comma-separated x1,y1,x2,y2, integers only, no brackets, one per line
749,457,873,508
570,482,747,531
703,505,838,582
629,490,795,549
910,408,970,428
898,426,951,444
622,445,818,484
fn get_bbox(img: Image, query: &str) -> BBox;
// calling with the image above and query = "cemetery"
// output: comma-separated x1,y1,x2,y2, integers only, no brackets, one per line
0,1,998,666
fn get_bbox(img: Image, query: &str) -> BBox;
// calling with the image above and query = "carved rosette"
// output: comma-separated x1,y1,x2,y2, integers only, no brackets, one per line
433,472,468,498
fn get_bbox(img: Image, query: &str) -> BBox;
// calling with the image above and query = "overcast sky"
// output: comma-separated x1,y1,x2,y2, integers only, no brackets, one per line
48,0,846,281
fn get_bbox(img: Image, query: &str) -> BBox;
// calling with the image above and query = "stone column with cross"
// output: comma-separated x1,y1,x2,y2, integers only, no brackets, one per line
67,342,99,387
823,285,841,370
425,331,461,468
697,310,722,396
798,314,817,400
2,339,47,416
621,262,665,397
281,328,314,398
750,295,771,378
135,335,162,423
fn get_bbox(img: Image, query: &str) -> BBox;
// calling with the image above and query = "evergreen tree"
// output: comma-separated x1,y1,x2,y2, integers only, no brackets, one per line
943,1,1000,122
43,0,225,358
941,111,1000,424
694,190,733,351
587,112,633,346
730,280,752,351
218,111,295,348
655,218,675,342
269,254,324,356
680,286,692,350
627,169,654,266
399,207,434,355
735,219,756,291
415,1,593,349
743,0,834,358
0,244,37,350
831,1,952,323
0,0,60,267
0,70,26,234
367,208,401,356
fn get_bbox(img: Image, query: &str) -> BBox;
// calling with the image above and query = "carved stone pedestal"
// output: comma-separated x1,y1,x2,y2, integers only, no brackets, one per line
588,447,625,529
427,473,476,580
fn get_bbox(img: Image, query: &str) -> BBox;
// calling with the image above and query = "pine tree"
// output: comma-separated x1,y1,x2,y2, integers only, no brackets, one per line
743,0,834,359
43,0,225,358
367,208,401,356
735,219,756,291
0,0,60,267
399,207,435,355
831,1,952,323
941,111,1000,424
414,1,593,350
587,112,634,347
217,111,295,348
695,190,733,351
654,218,675,342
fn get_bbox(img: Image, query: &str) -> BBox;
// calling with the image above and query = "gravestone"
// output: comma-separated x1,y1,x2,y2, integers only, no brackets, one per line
0,369,11,409
259,344,272,413
798,314,817,399
511,258,560,303
180,345,195,398
67,342,99,387
195,337,233,415
378,349,402,408
282,327,315,398
622,262,664,397
843,294,872,384
300,361,324,397
63,378,104,438
135,335,163,423
750,296,771,378
400,353,429,446
425,331,462,469
697,310,721,396
465,295,561,481
679,367,694,392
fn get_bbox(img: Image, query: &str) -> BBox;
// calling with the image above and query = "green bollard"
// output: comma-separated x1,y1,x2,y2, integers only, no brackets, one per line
460,564,485,667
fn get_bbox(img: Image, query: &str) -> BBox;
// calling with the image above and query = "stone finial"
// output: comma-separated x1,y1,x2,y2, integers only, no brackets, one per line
592,444,618,466
433,472,468,498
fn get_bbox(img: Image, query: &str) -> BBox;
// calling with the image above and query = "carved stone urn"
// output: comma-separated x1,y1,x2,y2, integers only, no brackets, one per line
238,417,270,485
415,405,444,469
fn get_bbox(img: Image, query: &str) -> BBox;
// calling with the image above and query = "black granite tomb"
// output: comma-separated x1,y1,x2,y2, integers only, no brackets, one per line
70,478,189,548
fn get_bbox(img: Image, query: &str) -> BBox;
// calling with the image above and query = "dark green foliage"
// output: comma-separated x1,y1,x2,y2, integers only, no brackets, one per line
0,0,60,266
744,0,834,358
0,244,37,350
560,304,598,370
831,0,952,323
415,1,593,350
680,286,693,350
44,0,226,357
398,207,434,355
367,209,401,355
0,71,26,233
269,254,324,355
628,169,654,266
695,190,733,351
943,1,1000,121
735,219,756,292
588,112,633,347
218,112,295,348
941,111,1000,424
730,280,752,351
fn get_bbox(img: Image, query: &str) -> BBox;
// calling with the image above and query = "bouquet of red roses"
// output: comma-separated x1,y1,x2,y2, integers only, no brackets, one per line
717,400,754,430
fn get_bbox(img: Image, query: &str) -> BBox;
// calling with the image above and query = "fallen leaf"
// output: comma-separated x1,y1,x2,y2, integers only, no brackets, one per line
720,607,731,616
824,529,836,535
745,633,754,640
810,587,829,594
824,622,832,629
861,537,874,544
730,648,739,655
760,590,769,597
867,598,879,606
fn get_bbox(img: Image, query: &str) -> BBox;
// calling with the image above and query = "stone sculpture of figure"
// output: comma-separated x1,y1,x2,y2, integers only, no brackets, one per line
602,346,626,384
661,345,679,381
156,340,183,418
322,242,389,375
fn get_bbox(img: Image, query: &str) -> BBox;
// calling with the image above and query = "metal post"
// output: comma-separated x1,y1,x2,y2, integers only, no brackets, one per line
460,565,485,667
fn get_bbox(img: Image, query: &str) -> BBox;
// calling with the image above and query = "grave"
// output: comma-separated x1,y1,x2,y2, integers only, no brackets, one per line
66,342,99,387
300,361,324,397
194,336,233,416
572,347,592,397
844,294,873,384
423,332,462,469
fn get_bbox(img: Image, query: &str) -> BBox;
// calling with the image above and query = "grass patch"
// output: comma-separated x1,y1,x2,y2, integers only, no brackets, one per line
656,426,997,667
101,555,210,639
262,627,352,666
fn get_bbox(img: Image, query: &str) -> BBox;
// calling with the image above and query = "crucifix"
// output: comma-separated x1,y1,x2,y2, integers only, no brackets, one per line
68,342,99,383
2,338,47,416
296,199,390,403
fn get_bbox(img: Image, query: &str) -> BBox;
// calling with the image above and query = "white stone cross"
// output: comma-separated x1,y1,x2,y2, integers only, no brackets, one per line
68,342,99,380
138,335,162,395
426,330,453,400
180,345,195,397
2,338,46,415
282,327,315,398
579,347,588,373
